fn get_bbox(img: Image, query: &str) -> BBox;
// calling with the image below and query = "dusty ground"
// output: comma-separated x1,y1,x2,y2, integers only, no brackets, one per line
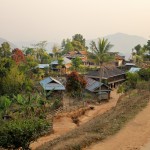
30,89,119,150
85,100,150,150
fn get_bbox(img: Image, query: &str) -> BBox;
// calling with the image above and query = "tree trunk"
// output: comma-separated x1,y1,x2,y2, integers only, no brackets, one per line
99,62,103,100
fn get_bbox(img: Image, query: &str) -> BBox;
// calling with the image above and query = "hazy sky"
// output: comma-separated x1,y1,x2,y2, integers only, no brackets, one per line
0,0,150,42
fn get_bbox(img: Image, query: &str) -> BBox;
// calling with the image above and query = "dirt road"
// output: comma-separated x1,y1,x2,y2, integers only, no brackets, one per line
30,89,119,150
85,101,150,150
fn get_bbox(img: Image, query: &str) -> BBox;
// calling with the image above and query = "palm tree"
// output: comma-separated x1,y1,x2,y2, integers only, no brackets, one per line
90,38,113,100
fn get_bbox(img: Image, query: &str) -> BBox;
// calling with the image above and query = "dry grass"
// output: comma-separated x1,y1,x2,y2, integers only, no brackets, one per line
37,90,150,150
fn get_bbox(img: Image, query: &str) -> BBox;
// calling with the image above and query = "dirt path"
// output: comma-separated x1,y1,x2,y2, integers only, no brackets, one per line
85,101,150,150
30,89,119,150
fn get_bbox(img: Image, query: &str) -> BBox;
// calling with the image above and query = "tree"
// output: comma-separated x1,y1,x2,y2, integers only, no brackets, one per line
12,48,25,64
33,41,48,63
0,42,11,58
52,45,61,58
72,34,86,48
138,68,150,81
134,44,141,55
71,57,82,71
1,66,25,96
57,57,64,76
66,71,87,98
90,38,113,99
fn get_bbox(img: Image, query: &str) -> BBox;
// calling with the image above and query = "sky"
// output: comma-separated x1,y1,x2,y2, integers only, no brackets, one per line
0,0,150,43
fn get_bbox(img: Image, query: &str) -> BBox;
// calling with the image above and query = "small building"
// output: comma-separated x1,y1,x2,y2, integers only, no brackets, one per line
50,57,72,74
86,66,126,88
63,50,88,65
40,77,65,98
85,77,111,100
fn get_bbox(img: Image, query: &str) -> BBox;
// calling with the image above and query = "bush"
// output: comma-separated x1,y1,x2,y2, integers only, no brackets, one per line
138,68,150,81
51,99,63,110
0,118,51,149
66,71,87,98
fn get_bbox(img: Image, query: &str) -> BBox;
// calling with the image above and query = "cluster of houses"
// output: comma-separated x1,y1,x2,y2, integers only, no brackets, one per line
39,50,141,100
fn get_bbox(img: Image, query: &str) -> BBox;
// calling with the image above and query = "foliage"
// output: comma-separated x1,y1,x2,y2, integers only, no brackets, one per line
90,38,113,65
0,42,11,57
0,96,12,116
51,99,63,110
52,45,61,58
138,68,150,81
0,66,26,96
71,57,82,71
125,72,140,90
12,48,26,64
66,71,87,98
0,118,50,149
117,85,125,94
72,34,86,48
61,34,87,54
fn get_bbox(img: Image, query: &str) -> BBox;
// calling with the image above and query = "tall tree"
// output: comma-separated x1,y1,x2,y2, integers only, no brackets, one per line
90,38,113,99
0,42,11,57
72,34,86,48
52,45,61,58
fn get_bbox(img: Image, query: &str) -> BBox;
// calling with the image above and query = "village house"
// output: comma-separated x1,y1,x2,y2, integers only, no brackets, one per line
85,77,111,100
50,57,72,74
86,66,126,88
109,52,125,67
63,50,88,65
40,77,65,98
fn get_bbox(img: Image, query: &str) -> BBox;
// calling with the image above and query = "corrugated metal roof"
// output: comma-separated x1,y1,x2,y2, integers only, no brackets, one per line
85,77,104,92
128,67,141,73
125,63,136,66
87,66,125,79
38,64,49,69
51,57,71,65
40,77,65,91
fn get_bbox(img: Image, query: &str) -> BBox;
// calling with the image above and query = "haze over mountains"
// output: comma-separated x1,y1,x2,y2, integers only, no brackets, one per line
0,33,147,59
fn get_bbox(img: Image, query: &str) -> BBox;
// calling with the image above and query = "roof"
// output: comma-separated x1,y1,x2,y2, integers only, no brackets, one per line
51,57,71,65
78,51,87,55
128,67,141,73
87,66,125,79
40,77,65,91
85,77,111,92
38,64,49,69
125,63,136,66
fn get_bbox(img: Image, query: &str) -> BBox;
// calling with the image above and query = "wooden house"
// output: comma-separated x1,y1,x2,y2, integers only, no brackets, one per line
63,50,88,65
40,77,65,98
50,57,72,74
85,77,111,100
86,66,126,88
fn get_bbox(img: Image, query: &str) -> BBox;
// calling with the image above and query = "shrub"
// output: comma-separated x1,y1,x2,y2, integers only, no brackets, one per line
51,99,63,110
66,71,87,98
138,68,150,81
0,118,51,149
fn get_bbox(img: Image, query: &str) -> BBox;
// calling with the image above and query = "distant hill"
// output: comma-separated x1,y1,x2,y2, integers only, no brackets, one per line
86,33,148,59
0,38,17,49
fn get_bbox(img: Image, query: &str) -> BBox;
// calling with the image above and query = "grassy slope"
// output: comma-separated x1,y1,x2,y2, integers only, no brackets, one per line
37,90,150,150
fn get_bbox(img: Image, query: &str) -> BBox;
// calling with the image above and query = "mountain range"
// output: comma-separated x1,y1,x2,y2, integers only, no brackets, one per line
86,33,147,59
0,33,148,59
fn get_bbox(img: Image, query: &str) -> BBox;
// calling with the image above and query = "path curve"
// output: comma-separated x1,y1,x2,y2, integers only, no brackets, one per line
85,101,150,150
